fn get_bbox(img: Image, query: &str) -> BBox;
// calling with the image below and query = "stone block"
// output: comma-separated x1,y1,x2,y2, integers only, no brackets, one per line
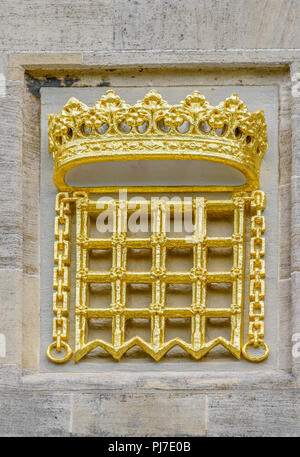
279,183,291,279
0,391,71,436
0,1,113,52
0,270,22,367
72,392,207,436
207,390,300,436
114,0,300,50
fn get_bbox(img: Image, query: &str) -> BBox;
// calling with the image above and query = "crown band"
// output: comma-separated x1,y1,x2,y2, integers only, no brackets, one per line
48,90,267,192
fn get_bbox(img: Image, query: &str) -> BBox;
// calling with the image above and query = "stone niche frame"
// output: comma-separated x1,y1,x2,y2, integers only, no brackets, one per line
1,50,300,436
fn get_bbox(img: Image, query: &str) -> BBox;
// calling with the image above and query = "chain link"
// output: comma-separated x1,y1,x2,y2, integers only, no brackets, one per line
47,192,73,363
242,190,269,362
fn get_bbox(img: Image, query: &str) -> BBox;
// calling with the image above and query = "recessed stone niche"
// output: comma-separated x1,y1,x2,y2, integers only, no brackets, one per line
40,84,278,373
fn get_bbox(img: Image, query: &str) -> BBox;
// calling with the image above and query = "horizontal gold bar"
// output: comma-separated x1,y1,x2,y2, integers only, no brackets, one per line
206,237,234,247
87,271,111,282
86,271,233,284
206,201,235,212
87,236,234,249
88,238,151,249
207,272,233,283
86,307,234,319
86,199,236,214
88,237,194,248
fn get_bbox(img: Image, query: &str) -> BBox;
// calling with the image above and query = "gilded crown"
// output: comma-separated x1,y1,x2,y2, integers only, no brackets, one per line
48,90,267,191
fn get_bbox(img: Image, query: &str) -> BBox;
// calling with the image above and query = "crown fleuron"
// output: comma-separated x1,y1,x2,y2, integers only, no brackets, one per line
48,90,267,191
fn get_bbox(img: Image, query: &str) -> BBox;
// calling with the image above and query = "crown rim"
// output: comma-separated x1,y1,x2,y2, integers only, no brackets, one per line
48,90,267,192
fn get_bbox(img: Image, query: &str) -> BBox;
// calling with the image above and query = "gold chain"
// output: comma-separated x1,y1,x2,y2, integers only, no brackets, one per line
242,190,269,362
46,192,73,363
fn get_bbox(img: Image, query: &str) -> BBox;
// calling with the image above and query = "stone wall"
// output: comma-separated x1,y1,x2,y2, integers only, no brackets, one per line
0,0,299,437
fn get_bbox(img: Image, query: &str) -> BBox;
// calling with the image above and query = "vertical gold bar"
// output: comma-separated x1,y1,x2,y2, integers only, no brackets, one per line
191,198,206,350
160,202,167,346
231,195,246,352
75,194,89,354
111,200,127,348
150,201,166,351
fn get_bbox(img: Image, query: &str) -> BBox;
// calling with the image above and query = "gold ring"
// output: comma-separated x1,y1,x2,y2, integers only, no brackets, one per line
46,341,73,363
242,340,269,362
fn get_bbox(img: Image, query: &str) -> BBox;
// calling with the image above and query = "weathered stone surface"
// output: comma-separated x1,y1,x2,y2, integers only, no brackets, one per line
18,368,293,393
0,391,71,436
0,270,22,367
0,53,7,76
0,1,299,53
114,0,300,50
290,61,300,385
83,49,300,68
278,278,292,371
0,81,23,270
114,0,199,50
8,53,83,82
0,365,21,388
72,392,207,436
22,89,40,276
0,1,114,52
291,177,300,272
291,62,300,178
0,388,298,436
291,271,300,381
0,0,299,437
23,275,40,371
279,83,292,186
279,184,291,279
207,390,300,436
